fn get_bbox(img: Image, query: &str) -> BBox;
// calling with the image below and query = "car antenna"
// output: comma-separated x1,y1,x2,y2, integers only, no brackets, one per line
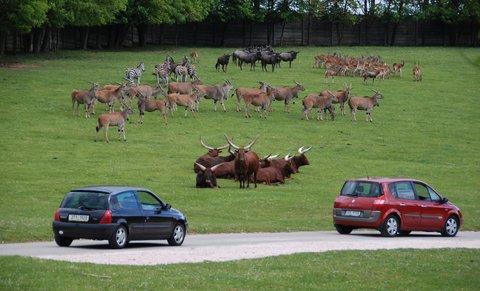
364,165,370,179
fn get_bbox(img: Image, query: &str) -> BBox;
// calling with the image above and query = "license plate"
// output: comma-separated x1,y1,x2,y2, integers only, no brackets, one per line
68,214,89,222
344,210,361,217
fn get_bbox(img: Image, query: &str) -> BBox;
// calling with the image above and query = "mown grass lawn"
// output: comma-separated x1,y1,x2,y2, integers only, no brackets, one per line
1,249,479,290
0,46,479,243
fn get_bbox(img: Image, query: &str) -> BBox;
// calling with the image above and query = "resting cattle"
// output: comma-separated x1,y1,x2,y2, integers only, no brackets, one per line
194,137,234,173
195,163,223,188
290,146,312,173
225,135,260,189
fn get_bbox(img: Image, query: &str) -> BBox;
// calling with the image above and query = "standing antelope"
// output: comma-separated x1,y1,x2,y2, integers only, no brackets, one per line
71,82,99,118
320,83,352,116
348,90,384,122
413,63,422,81
95,105,134,143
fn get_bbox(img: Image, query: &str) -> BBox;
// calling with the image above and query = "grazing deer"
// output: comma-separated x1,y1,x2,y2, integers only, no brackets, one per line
95,104,134,143
413,63,422,81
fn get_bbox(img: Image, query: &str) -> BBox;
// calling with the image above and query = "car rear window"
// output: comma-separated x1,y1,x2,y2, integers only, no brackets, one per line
61,191,109,210
341,181,382,197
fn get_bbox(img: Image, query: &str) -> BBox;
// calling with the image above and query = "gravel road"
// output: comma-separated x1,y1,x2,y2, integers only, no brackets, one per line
1,231,479,265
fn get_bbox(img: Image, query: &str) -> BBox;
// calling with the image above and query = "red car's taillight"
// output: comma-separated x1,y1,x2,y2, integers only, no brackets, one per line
54,209,60,221
99,210,112,224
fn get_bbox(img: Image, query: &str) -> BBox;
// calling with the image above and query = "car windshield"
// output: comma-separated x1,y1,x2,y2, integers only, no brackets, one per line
61,191,109,210
341,181,382,197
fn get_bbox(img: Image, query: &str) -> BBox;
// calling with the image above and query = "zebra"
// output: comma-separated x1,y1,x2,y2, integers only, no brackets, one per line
182,56,198,81
154,62,170,87
125,62,145,85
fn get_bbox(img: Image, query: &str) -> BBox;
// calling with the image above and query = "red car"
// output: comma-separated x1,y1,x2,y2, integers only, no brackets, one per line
333,177,463,237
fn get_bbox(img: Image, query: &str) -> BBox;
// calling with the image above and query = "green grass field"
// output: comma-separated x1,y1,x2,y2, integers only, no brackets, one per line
0,46,479,243
1,249,479,290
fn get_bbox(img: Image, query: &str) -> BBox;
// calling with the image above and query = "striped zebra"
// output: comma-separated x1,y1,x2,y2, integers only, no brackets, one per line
154,62,170,87
182,56,198,81
125,62,145,85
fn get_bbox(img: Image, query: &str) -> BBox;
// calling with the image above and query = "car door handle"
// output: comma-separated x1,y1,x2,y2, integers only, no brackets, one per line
421,205,428,208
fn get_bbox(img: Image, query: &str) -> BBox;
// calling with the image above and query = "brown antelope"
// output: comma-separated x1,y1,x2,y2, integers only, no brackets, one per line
166,90,202,117
348,90,385,122
94,83,127,112
95,104,133,143
320,83,352,116
244,86,276,119
137,97,168,125
302,92,338,121
71,82,99,118
271,81,305,113
235,81,268,111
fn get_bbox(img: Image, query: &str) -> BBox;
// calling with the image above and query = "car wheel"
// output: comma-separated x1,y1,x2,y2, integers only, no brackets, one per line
167,223,186,246
335,224,353,234
441,216,459,237
109,225,128,249
381,215,399,237
54,236,73,247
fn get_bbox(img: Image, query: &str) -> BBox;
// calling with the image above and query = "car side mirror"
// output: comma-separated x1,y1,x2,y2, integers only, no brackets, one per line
163,203,172,210
441,197,449,204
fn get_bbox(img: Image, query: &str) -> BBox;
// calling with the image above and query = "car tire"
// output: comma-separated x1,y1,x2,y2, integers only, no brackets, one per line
381,215,399,237
167,223,186,246
441,216,459,237
109,225,128,249
335,224,353,234
54,236,73,247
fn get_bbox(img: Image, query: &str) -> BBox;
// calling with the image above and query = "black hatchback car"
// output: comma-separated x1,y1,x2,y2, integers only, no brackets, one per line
52,186,187,248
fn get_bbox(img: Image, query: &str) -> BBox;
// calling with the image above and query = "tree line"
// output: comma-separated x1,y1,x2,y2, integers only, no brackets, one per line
1,0,479,54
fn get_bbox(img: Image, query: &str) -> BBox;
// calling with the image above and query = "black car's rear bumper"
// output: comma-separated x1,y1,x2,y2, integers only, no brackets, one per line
52,221,118,240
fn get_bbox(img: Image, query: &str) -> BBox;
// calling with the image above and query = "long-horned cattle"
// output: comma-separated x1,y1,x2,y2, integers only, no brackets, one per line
71,82,99,118
95,103,133,143
302,92,338,121
289,146,312,173
320,83,352,116
225,135,260,189
256,154,295,185
193,80,233,112
194,137,234,173
195,163,223,188
348,90,384,122
271,81,305,112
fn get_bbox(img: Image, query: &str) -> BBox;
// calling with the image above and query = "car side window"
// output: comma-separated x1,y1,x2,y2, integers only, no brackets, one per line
413,182,431,201
428,187,442,202
136,191,162,211
393,182,416,200
116,191,139,210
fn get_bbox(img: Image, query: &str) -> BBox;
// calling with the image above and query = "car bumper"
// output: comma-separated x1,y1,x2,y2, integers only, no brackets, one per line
52,221,118,240
333,208,382,224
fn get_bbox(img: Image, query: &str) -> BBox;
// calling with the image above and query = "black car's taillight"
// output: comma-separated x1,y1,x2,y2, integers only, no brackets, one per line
99,210,112,224
54,209,60,221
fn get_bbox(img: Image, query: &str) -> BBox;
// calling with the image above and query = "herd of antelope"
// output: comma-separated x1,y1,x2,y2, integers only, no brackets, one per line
69,49,426,143
314,52,422,84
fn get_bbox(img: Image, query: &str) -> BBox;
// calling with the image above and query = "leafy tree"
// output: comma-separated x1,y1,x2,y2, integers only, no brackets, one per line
0,0,48,53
